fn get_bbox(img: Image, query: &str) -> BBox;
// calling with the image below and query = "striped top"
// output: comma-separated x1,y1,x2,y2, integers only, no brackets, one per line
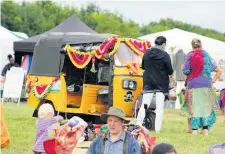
33,116,63,152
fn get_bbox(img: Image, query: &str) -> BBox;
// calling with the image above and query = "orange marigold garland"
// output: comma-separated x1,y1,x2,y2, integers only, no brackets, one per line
65,37,151,69
25,75,31,93
93,37,118,59
66,45,92,69
126,62,140,75
31,77,58,100
144,41,151,50
125,39,150,57
108,38,122,56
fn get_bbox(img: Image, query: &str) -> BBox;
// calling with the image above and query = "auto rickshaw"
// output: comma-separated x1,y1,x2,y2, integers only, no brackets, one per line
26,32,154,126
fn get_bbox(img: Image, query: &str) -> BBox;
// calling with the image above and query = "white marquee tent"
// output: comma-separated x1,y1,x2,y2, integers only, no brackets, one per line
0,26,28,74
139,28,225,90
138,28,225,63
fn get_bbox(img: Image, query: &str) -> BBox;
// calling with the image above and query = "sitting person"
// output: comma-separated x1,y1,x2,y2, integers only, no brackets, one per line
33,104,63,154
152,143,177,154
87,107,141,154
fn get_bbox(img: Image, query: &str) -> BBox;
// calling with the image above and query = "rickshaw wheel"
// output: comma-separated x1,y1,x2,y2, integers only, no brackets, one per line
144,111,155,131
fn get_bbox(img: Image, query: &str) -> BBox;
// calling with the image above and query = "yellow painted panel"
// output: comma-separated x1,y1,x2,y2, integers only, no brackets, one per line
27,75,67,111
66,84,108,115
113,67,143,117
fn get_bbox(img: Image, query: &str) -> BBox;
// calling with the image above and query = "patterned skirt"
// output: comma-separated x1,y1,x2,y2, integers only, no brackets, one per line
180,88,219,129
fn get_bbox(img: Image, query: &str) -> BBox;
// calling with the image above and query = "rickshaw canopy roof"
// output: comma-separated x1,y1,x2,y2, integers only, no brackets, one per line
29,32,146,76
29,32,108,76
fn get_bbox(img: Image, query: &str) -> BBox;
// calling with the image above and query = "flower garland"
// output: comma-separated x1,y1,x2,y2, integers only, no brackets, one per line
126,62,140,75
125,39,151,57
93,37,118,59
32,84,53,100
66,45,92,69
108,37,122,56
90,56,97,73
25,75,31,93
65,37,151,69
25,76,59,100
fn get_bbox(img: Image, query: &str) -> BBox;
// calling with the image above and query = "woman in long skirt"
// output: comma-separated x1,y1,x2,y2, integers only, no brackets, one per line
182,38,222,135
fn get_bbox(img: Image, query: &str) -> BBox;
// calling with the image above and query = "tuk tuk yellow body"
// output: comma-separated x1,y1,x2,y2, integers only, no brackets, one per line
26,33,150,121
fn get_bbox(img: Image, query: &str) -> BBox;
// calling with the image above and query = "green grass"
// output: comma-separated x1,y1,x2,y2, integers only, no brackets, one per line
1,103,225,154
2,103,36,154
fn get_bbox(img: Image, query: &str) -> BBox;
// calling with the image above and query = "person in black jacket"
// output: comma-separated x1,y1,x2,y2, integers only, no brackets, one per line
1,54,19,77
136,36,173,132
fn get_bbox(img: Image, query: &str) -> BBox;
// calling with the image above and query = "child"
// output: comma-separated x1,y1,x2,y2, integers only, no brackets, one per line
152,143,177,154
33,104,63,154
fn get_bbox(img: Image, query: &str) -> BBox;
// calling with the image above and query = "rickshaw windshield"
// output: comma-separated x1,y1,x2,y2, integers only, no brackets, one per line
114,43,142,66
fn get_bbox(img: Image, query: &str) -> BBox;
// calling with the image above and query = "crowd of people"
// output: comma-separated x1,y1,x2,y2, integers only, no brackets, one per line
1,36,224,154
136,36,222,136
33,104,177,154
31,36,223,154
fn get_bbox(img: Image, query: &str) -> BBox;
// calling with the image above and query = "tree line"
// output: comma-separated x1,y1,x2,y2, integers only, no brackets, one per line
1,0,225,42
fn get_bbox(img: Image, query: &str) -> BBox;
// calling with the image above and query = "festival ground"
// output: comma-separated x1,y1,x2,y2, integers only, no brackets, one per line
1,103,225,154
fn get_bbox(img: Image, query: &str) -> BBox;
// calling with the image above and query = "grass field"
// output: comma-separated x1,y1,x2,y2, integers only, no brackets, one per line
1,103,225,154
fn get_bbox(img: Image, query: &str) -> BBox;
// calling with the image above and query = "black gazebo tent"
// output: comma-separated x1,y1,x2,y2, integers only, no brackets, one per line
14,15,96,65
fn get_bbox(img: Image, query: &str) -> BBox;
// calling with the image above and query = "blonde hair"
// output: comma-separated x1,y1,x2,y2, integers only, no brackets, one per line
191,38,202,49
38,103,54,118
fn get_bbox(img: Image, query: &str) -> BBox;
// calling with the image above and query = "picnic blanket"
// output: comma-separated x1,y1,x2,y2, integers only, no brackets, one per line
44,116,88,154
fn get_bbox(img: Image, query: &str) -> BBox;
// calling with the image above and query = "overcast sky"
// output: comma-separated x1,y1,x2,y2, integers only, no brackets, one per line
56,0,225,33
13,0,225,33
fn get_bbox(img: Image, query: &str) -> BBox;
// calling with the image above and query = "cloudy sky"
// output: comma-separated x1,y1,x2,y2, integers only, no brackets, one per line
57,0,225,33
13,0,225,33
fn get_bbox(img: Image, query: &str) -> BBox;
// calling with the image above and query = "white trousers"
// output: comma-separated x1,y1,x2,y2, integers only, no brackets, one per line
136,92,165,132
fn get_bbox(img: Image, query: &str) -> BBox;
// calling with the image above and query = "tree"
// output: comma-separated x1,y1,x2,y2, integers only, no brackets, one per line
1,1,225,42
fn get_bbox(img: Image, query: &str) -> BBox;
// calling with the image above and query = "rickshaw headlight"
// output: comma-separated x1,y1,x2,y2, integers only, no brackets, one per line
34,77,38,82
122,80,129,88
122,79,137,91
128,81,136,90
